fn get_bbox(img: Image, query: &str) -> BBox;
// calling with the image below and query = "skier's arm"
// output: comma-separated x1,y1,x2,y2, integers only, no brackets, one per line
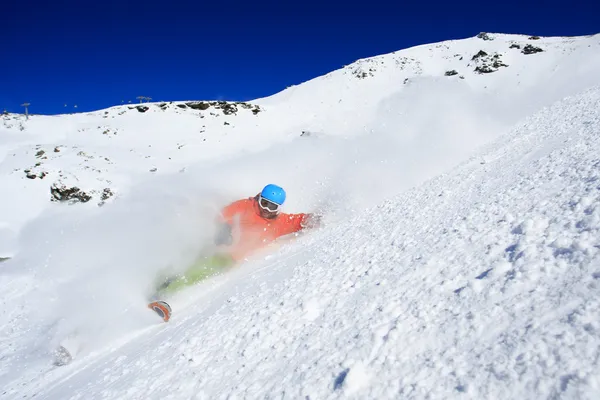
278,213,320,236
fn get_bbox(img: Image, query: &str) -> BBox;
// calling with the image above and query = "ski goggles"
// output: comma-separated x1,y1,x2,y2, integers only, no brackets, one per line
258,196,281,213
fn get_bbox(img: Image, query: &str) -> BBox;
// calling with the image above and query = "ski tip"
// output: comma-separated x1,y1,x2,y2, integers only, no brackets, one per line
148,300,171,322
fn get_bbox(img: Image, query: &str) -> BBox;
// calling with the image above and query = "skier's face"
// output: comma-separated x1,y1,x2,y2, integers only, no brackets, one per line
259,207,278,219
257,196,280,219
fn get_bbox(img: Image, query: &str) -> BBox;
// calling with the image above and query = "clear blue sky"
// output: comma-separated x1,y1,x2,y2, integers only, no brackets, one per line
1,0,598,115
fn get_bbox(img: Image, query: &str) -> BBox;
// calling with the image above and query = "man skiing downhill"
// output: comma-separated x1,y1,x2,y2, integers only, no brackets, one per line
216,183,320,261
149,184,320,320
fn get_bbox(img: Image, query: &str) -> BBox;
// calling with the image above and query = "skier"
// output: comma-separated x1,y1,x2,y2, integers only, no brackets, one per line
149,184,320,320
214,183,321,260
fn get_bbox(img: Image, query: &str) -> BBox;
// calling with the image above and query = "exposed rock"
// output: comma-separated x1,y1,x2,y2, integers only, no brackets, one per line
352,68,375,79
510,44,521,49
213,101,238,115
54,146,61,152
26,172,37,179
471,50,488,61
35,150,45,158
224,121,230,125
101,188,114,201
150,167,157,172
528,36,541,40
38,172,47,179
186,102,211,111
522,44,543,55
490,54,508,68
136,106,149,113
77,151,94,159
51,184,92,203
475,65,495,74
476,32,494,41
445,70,459,76
53,345,72,366
472,52,508,74
176,101,261,116
98,188,114,206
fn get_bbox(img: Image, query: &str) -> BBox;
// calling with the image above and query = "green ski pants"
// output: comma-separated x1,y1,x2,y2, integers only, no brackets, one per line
154,253,235,296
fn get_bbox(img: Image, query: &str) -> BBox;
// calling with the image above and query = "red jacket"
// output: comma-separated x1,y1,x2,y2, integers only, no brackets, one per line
219,196,309,261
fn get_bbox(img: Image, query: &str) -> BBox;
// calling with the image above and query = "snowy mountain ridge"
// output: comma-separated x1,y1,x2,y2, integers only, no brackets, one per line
1,32,598,258
0,32,599,399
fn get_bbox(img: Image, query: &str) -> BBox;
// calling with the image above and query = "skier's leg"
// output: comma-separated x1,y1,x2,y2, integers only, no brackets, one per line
155,254,234,296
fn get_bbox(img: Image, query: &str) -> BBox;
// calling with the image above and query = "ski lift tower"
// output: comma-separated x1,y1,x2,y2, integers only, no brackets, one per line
21,102,31,120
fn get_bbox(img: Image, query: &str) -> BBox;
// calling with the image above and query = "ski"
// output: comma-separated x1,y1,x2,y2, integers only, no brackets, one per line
148,300,172,322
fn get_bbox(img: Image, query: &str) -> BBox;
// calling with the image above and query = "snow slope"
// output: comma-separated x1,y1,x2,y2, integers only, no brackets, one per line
1,32,599,399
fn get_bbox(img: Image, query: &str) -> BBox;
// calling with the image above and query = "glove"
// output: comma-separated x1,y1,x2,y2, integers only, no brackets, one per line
214,222,233,246
302,213,322,229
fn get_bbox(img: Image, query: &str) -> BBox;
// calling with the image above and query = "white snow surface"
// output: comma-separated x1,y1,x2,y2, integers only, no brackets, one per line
1,32,600,399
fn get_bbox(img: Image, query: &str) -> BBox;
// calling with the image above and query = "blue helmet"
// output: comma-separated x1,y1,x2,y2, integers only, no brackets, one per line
260,184,286,205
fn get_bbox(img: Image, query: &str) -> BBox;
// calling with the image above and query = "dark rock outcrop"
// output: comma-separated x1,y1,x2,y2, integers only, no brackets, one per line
98,188,114,206
472,52,508,74
101,188,113,201
522,44,543,55
51,184,92,203
471,50,488,61
185,102,211,111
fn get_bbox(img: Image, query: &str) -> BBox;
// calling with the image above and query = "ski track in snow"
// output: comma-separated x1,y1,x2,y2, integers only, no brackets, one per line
1,33,600,399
